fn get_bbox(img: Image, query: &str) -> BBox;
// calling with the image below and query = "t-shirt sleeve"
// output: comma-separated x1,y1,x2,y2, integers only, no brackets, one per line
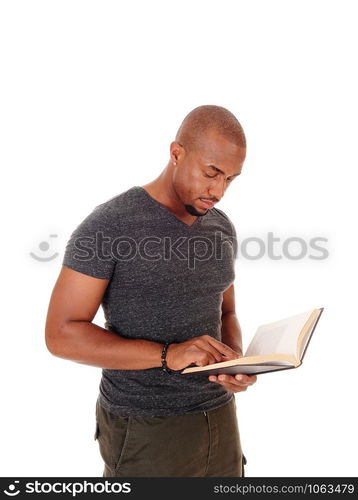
62,204,117,280
230,220,238,261
213,207,238,261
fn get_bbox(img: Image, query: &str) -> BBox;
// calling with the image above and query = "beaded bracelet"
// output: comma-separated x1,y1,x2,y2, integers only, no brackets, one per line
161,342,177,374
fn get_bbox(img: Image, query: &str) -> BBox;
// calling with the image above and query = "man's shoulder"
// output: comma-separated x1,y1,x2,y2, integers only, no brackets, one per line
95,186,140,213
74,186,141,231
89,186,144,221
210,207,237,236
211,207,231,222
211,206,234,224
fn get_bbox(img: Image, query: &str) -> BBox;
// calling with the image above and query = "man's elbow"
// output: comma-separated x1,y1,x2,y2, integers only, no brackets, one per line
45,328,60,356
45,322,69,357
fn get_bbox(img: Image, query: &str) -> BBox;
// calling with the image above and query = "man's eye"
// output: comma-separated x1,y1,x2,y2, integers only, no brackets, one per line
205,173,217,178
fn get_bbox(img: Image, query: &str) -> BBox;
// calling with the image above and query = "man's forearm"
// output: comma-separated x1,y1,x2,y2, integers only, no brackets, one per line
221,311,243,355
47,321,163,370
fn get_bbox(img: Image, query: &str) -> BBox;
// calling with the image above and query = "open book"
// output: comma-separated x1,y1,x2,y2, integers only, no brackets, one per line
182,308,324,376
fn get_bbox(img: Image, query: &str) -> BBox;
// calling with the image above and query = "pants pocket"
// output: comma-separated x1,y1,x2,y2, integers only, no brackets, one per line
94,400,131,474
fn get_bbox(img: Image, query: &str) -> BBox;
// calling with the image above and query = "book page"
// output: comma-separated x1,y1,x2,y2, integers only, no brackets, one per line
244,309,314,358
297,309,322,359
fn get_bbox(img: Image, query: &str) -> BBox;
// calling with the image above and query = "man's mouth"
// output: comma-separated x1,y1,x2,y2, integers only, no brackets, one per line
199,198,216,209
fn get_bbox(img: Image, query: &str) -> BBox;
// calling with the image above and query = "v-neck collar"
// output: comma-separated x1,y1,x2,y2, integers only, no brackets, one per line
136,186,204,229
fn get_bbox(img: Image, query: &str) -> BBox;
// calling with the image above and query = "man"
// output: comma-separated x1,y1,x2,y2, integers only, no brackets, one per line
45,104,257,477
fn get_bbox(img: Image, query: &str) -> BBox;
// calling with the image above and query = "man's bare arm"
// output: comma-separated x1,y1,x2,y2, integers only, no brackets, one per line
221,284,243,355
45,266,238,370
45,266,165,369
209,284,257,392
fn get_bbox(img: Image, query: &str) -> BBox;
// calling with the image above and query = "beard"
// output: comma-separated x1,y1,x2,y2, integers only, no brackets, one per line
184,204,208,217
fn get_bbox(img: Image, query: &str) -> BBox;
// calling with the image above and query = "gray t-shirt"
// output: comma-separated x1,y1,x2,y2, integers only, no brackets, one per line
62,186,238,417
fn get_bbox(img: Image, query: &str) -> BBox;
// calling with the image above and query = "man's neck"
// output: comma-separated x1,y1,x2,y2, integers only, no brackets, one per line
141,177,198,226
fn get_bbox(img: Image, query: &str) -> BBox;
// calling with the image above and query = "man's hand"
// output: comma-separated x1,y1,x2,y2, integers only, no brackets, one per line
208,373,257,393
166,335,240,371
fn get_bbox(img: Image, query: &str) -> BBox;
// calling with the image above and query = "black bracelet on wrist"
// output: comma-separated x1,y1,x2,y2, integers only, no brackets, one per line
161,342,177,374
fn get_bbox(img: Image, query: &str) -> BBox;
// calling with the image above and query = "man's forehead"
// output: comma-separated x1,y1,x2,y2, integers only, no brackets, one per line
197,141,245,165
197,130,245,157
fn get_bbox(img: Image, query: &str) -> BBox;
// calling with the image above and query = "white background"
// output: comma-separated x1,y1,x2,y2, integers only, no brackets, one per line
1,0,357,477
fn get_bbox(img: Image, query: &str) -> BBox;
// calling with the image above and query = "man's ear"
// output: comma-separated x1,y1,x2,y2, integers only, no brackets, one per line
170,141,185,164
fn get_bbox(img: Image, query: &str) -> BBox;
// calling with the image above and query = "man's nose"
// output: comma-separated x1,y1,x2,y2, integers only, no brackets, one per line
209,178,226,201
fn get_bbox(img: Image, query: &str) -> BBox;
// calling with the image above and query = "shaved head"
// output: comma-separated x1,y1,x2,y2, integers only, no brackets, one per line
143,104,246,223
175,104,246,153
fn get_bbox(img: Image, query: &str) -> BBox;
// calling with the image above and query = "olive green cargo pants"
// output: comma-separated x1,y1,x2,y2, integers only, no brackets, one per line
94,396,246,477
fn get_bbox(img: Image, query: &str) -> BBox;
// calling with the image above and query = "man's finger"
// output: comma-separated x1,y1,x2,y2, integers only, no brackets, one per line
235,374,257,384
205,336,241,359
218,374,249,385
209,374,256,390
195,352,217,366
194,340,229,363
211,377,249,392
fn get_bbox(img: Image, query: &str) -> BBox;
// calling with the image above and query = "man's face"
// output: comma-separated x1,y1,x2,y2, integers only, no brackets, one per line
172,130,246,216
